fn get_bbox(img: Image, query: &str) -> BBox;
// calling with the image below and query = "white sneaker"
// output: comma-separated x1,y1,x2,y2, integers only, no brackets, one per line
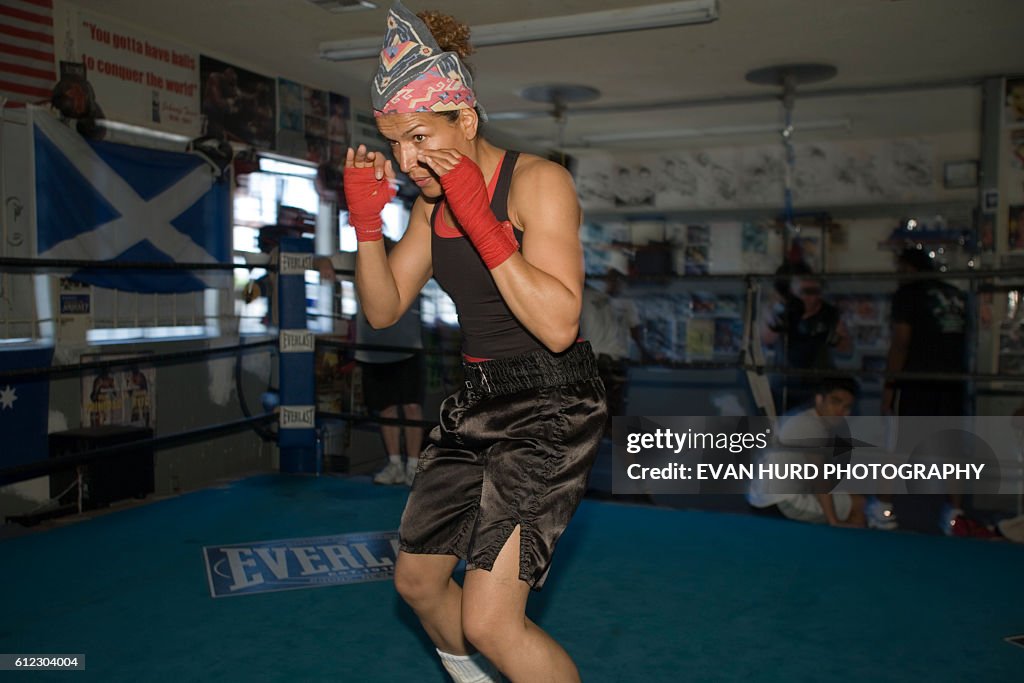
997,514,1024,543
405,461,418,486
373,461,406,485
866,498,899,530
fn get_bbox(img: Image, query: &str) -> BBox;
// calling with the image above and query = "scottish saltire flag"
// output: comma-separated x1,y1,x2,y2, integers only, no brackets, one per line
33,109,230,293
0,346,53,478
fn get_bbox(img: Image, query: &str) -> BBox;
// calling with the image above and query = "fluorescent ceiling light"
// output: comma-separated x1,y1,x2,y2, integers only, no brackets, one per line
258,156,319,178
581,118,852,144
306,0,376,12
320,0,718,61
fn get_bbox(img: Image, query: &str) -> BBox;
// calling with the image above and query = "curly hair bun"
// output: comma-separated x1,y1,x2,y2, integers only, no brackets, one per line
417,10,475,58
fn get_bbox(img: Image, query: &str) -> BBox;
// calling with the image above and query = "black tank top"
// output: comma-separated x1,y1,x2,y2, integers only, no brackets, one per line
431,151,546,359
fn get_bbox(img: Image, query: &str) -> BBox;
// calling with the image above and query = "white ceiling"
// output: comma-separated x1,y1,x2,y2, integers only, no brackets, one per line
73,0,1024,151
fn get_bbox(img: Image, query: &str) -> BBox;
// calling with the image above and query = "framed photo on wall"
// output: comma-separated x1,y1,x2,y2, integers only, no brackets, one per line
942,160,978,189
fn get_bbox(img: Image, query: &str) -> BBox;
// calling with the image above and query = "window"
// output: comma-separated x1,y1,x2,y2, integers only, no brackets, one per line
233,158,322,334
420,279,459,327
337,201,409,252
87,288,222,343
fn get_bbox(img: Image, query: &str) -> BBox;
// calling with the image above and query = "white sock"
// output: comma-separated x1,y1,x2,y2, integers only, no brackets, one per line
406,456,419,470
388,454,402,465
436,649,504,683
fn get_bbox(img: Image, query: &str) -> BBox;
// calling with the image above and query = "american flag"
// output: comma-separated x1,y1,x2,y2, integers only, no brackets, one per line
0,0,55,106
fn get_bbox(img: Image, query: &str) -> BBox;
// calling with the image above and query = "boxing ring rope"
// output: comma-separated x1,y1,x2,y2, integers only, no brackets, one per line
2,260,1021,382
312,339,1024,386
4,256,1024,300
0,256,266,272
3,252,1024,501
592,267,1024,283
6,255,1024,282
3,333,1016,487
0,339,276,382
0,339,279,492
0,413,276,491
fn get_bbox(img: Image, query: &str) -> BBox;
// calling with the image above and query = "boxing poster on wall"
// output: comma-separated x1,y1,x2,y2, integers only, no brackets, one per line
315,345,358,414
55,277,91,344
199,56,275,148
1009,204,1024,251
684,223,711,275
1006,78,1024,124
76,10,200,136
81,353,156,429
276,78,351,165
713,318,743,355
1004,127,1024,252
685,318,715,360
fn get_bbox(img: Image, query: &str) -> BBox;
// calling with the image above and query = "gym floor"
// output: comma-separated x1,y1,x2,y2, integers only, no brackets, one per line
3,473,1022,681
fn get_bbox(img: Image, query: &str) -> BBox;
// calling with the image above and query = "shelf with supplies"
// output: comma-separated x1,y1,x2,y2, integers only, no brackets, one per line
878,231,975,249
877,215,981,264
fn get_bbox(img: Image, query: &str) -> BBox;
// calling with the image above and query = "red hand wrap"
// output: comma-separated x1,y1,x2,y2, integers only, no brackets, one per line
343,166,395,242
439,156,519,269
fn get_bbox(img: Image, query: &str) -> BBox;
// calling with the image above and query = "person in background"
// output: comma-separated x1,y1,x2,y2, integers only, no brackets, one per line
580,265,656,435
748,376,867,528
356,242,425,487
762,261,851,413
874,247,994,536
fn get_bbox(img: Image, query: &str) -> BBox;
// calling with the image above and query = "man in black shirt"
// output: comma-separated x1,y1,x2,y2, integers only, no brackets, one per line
883,247,966,417
874,247,988,535
762,262,851,413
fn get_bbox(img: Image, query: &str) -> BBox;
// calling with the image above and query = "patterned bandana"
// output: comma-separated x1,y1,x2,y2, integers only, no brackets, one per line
371,1,486,120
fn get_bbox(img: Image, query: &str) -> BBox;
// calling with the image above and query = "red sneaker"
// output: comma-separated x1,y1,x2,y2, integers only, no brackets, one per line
949,515,1000,539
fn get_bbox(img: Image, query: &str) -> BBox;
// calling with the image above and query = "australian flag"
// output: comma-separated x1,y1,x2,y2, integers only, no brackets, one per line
0,347,53,479
33,109,230,293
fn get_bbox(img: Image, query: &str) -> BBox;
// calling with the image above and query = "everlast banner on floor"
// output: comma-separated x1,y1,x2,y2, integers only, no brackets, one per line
203,531,399,598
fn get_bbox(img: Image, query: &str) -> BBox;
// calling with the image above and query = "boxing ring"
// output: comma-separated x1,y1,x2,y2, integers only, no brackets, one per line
2,234,1024,681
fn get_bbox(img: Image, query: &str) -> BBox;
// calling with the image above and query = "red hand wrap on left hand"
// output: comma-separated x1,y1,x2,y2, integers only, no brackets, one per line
343,166,395,242
439,156,519,270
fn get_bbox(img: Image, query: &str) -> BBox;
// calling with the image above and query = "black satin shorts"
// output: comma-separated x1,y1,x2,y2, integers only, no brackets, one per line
399,341,606,590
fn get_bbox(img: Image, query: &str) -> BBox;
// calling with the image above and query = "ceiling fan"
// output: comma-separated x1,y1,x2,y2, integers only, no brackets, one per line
510,84,602,149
